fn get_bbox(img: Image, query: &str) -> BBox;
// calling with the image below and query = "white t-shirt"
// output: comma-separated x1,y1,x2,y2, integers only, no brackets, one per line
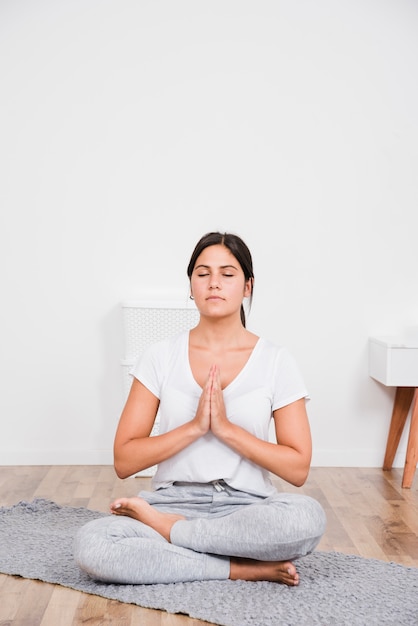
131,330,309,497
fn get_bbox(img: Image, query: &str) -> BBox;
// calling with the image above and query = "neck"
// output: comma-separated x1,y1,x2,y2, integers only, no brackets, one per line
190,316,249,349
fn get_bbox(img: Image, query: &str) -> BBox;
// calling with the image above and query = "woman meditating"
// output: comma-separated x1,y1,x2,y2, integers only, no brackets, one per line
75,231,326,586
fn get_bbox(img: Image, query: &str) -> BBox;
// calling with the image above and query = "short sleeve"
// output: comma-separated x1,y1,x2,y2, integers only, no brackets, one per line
271,347,309,411
130,341,166,399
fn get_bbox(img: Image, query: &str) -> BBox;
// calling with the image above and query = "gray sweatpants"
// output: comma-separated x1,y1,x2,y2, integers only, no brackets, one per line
74,481,326,584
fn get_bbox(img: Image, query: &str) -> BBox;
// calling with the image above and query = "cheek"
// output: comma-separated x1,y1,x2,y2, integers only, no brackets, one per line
190,279,206,297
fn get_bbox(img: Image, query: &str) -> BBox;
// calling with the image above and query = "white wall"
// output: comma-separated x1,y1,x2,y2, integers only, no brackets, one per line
1,0,417,467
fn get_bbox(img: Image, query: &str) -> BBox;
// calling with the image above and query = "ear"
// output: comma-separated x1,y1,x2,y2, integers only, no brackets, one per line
244,277,253,297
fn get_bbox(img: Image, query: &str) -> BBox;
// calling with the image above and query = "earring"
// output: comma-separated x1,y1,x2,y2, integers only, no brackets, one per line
189,295,194,300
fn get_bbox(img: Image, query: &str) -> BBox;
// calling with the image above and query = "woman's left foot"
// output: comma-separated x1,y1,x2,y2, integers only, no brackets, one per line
230,557,300,586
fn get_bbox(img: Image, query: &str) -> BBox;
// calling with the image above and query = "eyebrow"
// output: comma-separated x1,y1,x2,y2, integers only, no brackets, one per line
194,264,239,271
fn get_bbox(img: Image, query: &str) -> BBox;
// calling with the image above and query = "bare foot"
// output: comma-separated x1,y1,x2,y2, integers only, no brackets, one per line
110,496,185,542
230,557,299,586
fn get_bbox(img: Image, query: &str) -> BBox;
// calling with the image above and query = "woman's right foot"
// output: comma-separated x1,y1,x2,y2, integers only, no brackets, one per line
110,496,185,542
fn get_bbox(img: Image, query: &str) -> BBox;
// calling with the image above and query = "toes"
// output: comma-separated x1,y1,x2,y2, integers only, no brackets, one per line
110,498,130,513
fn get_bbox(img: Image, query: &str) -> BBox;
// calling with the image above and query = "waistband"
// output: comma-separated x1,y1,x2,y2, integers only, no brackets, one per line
173,480,227,492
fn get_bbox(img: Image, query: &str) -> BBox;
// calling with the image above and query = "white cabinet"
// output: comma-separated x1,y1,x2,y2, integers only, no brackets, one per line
120,300,199,476
369,336,418,387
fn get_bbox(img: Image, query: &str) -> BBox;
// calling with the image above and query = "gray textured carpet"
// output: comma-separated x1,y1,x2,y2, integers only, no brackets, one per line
0,499,417,626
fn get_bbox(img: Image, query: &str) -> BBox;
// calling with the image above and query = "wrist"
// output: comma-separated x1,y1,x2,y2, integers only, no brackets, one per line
189,417,208,438
213,418,235,442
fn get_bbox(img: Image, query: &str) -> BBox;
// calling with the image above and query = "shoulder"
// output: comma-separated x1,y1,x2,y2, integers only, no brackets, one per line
251,338,308,406
255,338,304,376
255,337,290,359
131,331,188,390
145,329,188,354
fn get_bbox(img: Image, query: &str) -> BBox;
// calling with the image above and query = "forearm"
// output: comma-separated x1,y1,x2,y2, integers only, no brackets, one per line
219,422,311,487
114,420,203,479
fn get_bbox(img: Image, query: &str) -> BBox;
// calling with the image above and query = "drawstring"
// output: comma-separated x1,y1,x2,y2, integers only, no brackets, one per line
212,480,226,492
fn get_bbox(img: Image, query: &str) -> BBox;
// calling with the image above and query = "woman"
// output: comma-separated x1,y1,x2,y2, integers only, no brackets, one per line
75,231,326,586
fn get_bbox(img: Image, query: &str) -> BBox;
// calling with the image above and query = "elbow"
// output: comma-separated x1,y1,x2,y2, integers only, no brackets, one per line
114,465,129,480
113,456,132,480
291,450,311,487
292,474,308,488
289,464,310,488
113,441,134,479
114,452,149,479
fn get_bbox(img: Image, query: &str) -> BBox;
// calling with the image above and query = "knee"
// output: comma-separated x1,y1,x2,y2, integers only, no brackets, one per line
73,519,108,579
306,496,327,537
288,495,327,539
73,522,93,570
287,496,327,558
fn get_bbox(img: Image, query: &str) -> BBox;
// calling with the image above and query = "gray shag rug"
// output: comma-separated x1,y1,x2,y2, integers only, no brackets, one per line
0,499,417,626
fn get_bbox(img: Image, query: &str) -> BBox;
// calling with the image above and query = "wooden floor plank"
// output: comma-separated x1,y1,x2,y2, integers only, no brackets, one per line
1,466,50,505
74,593,127,626
10,578,55,626
39,585,80,626
0,575,31,622
33,466,73,501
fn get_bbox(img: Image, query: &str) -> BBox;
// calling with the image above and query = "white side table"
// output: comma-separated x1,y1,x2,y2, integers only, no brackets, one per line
369,336,418,489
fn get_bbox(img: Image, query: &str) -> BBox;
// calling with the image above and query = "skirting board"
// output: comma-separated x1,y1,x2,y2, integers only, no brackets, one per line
0,448,409,468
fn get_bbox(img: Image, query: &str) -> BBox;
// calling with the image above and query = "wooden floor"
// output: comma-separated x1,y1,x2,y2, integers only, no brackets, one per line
0,466,417,625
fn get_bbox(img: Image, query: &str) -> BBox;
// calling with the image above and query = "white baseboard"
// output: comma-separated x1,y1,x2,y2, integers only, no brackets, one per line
0,448,407,468
0,449,114,465
311,448,407,468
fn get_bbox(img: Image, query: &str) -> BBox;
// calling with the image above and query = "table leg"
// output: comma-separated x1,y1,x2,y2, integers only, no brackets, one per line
383,387,415,471
402,388,418,489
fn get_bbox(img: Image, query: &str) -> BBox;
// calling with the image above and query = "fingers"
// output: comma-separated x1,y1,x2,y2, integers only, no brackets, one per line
209,366,229,435
196,365,227,436
193,367,214,435
110,498,127,514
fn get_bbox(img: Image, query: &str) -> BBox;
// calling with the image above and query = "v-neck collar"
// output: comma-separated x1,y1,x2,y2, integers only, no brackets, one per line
186,331,261,392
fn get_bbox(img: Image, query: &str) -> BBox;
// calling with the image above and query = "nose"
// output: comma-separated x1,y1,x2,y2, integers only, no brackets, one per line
209,278,220,289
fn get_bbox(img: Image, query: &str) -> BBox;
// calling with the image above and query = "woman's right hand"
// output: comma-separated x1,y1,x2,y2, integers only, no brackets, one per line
192,365,214,435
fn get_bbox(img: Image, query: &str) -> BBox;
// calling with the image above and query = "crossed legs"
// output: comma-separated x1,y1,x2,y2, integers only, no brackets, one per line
111,496,302,585
74,488,325,586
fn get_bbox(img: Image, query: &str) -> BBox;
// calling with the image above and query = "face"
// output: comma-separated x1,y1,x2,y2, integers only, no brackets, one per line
190,244,252,318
